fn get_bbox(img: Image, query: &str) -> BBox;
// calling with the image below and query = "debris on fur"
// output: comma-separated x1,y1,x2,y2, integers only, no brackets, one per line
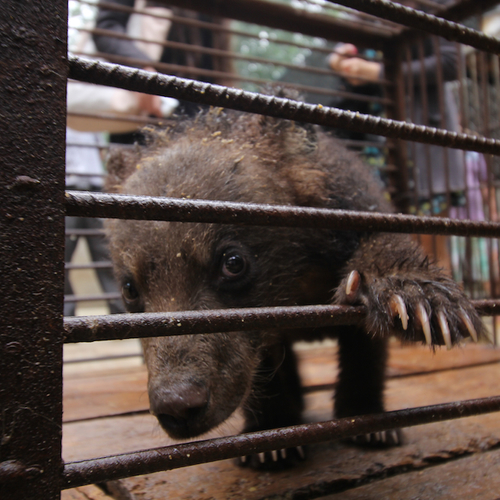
106,96,484,470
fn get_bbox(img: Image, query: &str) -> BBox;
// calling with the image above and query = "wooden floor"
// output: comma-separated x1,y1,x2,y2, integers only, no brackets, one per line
62,340,500,500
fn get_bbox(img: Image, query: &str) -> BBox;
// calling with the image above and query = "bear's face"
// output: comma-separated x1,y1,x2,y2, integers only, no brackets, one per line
105,109,359,438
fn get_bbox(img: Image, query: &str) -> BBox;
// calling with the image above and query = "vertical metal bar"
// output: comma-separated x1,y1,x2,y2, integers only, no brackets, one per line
431,35,453,277
405,44,419,229
416,36,438,260
456,42,474,297
383,41,409,214
493,53,500,344
433,36,451,210
478,50,499,344
417,39,433,205
0,2,67,499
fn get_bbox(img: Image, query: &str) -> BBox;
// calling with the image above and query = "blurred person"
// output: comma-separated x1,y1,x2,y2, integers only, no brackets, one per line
92,0,231,144
67,1,179,138
328,1,465,272
325,44,387,175
65,127,125,316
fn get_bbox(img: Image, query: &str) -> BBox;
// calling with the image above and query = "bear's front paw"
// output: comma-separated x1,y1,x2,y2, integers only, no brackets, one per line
335,269,483,348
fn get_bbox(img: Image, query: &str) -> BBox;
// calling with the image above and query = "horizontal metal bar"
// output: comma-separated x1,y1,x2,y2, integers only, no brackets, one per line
64,304,365,343
63,300,500,343
62,395,500,489
64,292,122,305
65,261,113,270
394,0,500,47
73,49,388,106
150,0,389,47
67,110,165,126
78,0,371,53
66,144,108,151
63,353,141,365
65,228,105,237
83,26,394,89
330,0,500,54
65,191,500,238
68,56,500,154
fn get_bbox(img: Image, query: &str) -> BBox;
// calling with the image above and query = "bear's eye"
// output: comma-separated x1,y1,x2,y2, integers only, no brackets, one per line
221,250,247,279
122,280,140,304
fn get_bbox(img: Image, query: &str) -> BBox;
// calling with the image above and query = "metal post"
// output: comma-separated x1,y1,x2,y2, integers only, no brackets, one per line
383,41,409,213
0,1,68,499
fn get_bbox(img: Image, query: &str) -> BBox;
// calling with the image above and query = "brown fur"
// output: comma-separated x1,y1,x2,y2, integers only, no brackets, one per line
106,106,483,469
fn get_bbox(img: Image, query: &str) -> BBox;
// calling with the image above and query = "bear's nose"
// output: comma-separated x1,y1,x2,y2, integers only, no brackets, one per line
149,382,209,438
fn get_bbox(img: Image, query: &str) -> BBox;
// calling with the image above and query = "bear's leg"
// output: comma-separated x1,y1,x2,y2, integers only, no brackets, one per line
335,326,401,446
239,340,306,469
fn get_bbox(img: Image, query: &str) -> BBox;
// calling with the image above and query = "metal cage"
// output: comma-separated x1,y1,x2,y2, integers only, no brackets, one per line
3,1,500,499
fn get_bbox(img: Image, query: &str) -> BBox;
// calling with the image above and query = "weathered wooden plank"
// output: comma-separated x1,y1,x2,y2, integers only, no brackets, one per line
63,339,142,378
63,366,148,422
62,484,115,500
321,448,500,500
86,416,500,500
386,341,500,377
62,361,500,499
62,343,500,422
298,341,500,388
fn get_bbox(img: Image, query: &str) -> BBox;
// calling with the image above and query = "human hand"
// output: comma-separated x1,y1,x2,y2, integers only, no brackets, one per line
328,44,382,86
136,92,163,117
328,43,358,72
136,66,163,117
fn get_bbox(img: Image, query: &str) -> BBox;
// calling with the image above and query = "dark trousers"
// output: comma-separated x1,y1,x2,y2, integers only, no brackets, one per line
64,216,125,316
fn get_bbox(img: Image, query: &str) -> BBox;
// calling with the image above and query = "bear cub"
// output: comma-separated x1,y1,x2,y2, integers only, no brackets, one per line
105,104,482,469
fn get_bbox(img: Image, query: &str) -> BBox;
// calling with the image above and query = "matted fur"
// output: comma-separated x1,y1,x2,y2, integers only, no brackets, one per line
106,105,483,469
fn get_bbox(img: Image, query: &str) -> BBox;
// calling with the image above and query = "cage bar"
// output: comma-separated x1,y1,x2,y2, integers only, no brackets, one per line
0,2,68,499
68,56,500,154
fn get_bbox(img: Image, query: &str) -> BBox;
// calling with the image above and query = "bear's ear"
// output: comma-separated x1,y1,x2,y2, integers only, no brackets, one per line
104,146,141,193
257,113,318,158
283,120,318,157
255,86,318,157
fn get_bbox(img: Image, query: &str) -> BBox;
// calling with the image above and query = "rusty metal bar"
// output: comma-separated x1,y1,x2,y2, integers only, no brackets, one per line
65,261,113,270
455,42,474,297
64,299,500,343
62,395,500,489
64,305,364,343
404,44,418,214
433,36,451,210
382,39,409,213
64,353,141,366
415,37,438,258
477,50,500,344
152,0,389,48
328,0,500,54
72,49,234,84
313,0,401,29
411,0,445,11
64,292,122,305
76,0,368,55
65,191,500,238
74,50,390,106
0,1,67,499
417,38,434,208
307,2,401,34
68,56,500,154
65,228,105,237
435,0,500,24
67,109,165,126
66,143,108,150
83,26,394,89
